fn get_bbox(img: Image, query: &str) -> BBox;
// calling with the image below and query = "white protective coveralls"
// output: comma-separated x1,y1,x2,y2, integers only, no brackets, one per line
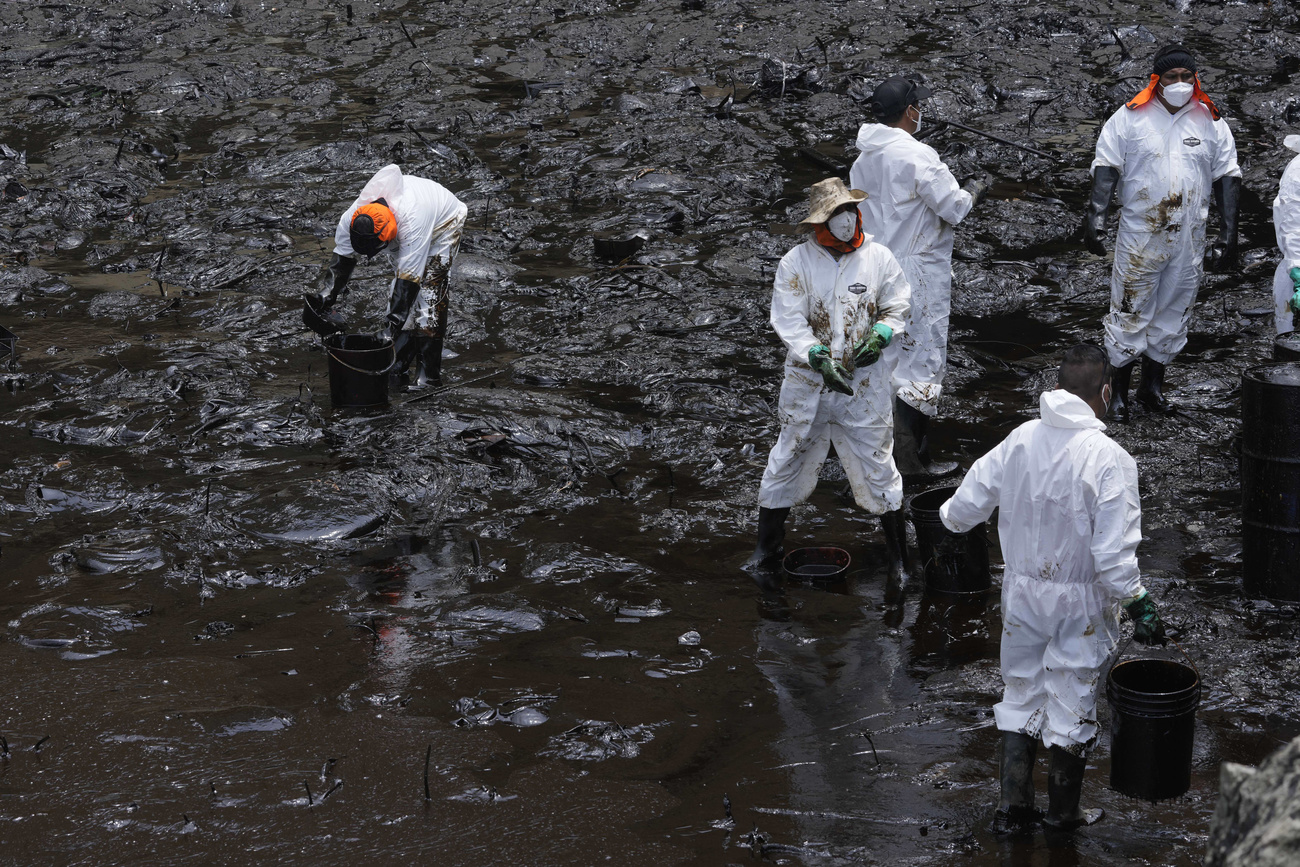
850,124,974,417
333,164,468,331
757,236,911,515
1273,135,1300,335
1092,99,1240,367
939,390,1145,754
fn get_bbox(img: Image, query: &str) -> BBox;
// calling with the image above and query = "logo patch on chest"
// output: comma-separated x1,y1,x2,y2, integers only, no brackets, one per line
847,283,870,295
1182,136,1202,148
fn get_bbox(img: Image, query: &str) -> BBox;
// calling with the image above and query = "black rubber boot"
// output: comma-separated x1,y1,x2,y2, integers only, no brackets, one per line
385,329,418,384
992,732,1043,835
880,508,912,604
414,334,443,388
893,398,925,476
743,507,789,572
378,278,421,343
1043,746,1104,830
1134,356,1170,414
1109,361,1135,423
895,398,957,478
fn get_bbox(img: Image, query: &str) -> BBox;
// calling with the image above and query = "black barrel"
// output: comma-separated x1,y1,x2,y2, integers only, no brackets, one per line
324,333,393,408
782,547,850,582
1275,332,1300,362
1106,658,1200,801
907,486,991,594
1241,363,1300,600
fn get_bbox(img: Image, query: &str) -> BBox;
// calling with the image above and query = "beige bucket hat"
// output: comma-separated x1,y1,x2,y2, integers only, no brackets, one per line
798,177,867,230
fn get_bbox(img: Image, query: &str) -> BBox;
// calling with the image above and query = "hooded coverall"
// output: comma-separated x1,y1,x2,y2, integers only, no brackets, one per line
757,237,911,515
333,164,467,333
1273,135,1300,335
850,124,974,417
939,390,1146,754
1092,99,1240,367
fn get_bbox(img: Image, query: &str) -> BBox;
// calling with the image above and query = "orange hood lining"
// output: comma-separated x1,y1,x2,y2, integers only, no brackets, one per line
1125,73,1220,121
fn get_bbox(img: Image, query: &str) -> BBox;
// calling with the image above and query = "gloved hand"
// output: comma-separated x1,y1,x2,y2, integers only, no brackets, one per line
961,173,992,207
318,253,357,311
1083,166,1120,256
1122,591,1167,646
933,529,965,560
1210,175,1241,273
853,322,893,368
808,345,854,396
1289,266,1300,314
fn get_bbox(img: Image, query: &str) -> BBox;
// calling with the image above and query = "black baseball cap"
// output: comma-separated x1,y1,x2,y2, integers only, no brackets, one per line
870,76,932,120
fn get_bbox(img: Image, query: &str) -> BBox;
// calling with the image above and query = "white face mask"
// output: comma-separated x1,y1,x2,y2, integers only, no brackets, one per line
827,210,857,242
911,106,923,134
1162,82,1194,108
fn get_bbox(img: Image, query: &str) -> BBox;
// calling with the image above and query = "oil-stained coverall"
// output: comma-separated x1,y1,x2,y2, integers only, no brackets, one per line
850,123,974,417
758,236,911,515
1092,98,1240,366
939,389,1145,754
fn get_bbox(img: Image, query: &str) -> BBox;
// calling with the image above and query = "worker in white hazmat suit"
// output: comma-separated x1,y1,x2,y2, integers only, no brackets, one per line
939,345,1167,834
850,75,988,476
1273,135,1300,333
307,164,468,387
746,178,913,597
1084,45,1241,420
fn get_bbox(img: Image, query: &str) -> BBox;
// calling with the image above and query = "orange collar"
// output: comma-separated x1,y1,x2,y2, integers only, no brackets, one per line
813,211,865,254
1125,73,1220,121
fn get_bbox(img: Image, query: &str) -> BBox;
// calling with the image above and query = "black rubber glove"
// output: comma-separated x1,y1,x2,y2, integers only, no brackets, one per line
1210,175,1241,272
380,278,422,340
320,253,356,311
962,173,993,208
1082,166,1120,256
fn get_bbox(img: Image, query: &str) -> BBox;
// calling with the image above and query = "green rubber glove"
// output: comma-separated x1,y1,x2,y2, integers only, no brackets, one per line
1289,266,1300,314
1122,591,1167,646
808,345,854,396
853,322,893,368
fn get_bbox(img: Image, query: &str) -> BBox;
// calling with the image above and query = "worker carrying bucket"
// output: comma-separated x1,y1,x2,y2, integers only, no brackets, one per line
744,177,914,602
304,164,467,389
937,344,1168,834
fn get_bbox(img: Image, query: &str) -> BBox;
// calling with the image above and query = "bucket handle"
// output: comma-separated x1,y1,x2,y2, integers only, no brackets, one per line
1109,634,1200,683
325,340,396,376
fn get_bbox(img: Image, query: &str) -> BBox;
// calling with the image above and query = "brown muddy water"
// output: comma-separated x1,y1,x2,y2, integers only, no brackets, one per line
2,1,1300,864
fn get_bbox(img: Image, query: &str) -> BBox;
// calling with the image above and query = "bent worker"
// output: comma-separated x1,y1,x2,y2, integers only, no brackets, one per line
1274,135,1300,333
746,177,913,596
1084,45,1241,419
939,344,1166,833
850,75,988,476
310,164,467,387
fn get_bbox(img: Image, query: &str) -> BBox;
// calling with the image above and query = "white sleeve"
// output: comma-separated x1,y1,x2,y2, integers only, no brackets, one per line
1091,110,1126,174
1212,118,1242,181
916,157,974,226
1090,449,1145,600
769,252,819,360
332,200,362,258
874,248,910,338
939,440,1008,533
1276,158,1300,273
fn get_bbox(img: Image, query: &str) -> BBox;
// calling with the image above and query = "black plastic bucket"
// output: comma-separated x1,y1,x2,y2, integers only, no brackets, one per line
907,486,991,594
1275,332,1300,362
1106,657,1200,801
324,333,393,408
1241,363,1300,600
782,547,850,582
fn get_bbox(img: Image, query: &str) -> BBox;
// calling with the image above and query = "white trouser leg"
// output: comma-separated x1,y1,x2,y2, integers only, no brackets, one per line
1143,240,1204,365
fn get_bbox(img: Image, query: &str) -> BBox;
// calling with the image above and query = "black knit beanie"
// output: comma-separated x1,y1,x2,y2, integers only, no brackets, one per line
1152,44,1198,75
